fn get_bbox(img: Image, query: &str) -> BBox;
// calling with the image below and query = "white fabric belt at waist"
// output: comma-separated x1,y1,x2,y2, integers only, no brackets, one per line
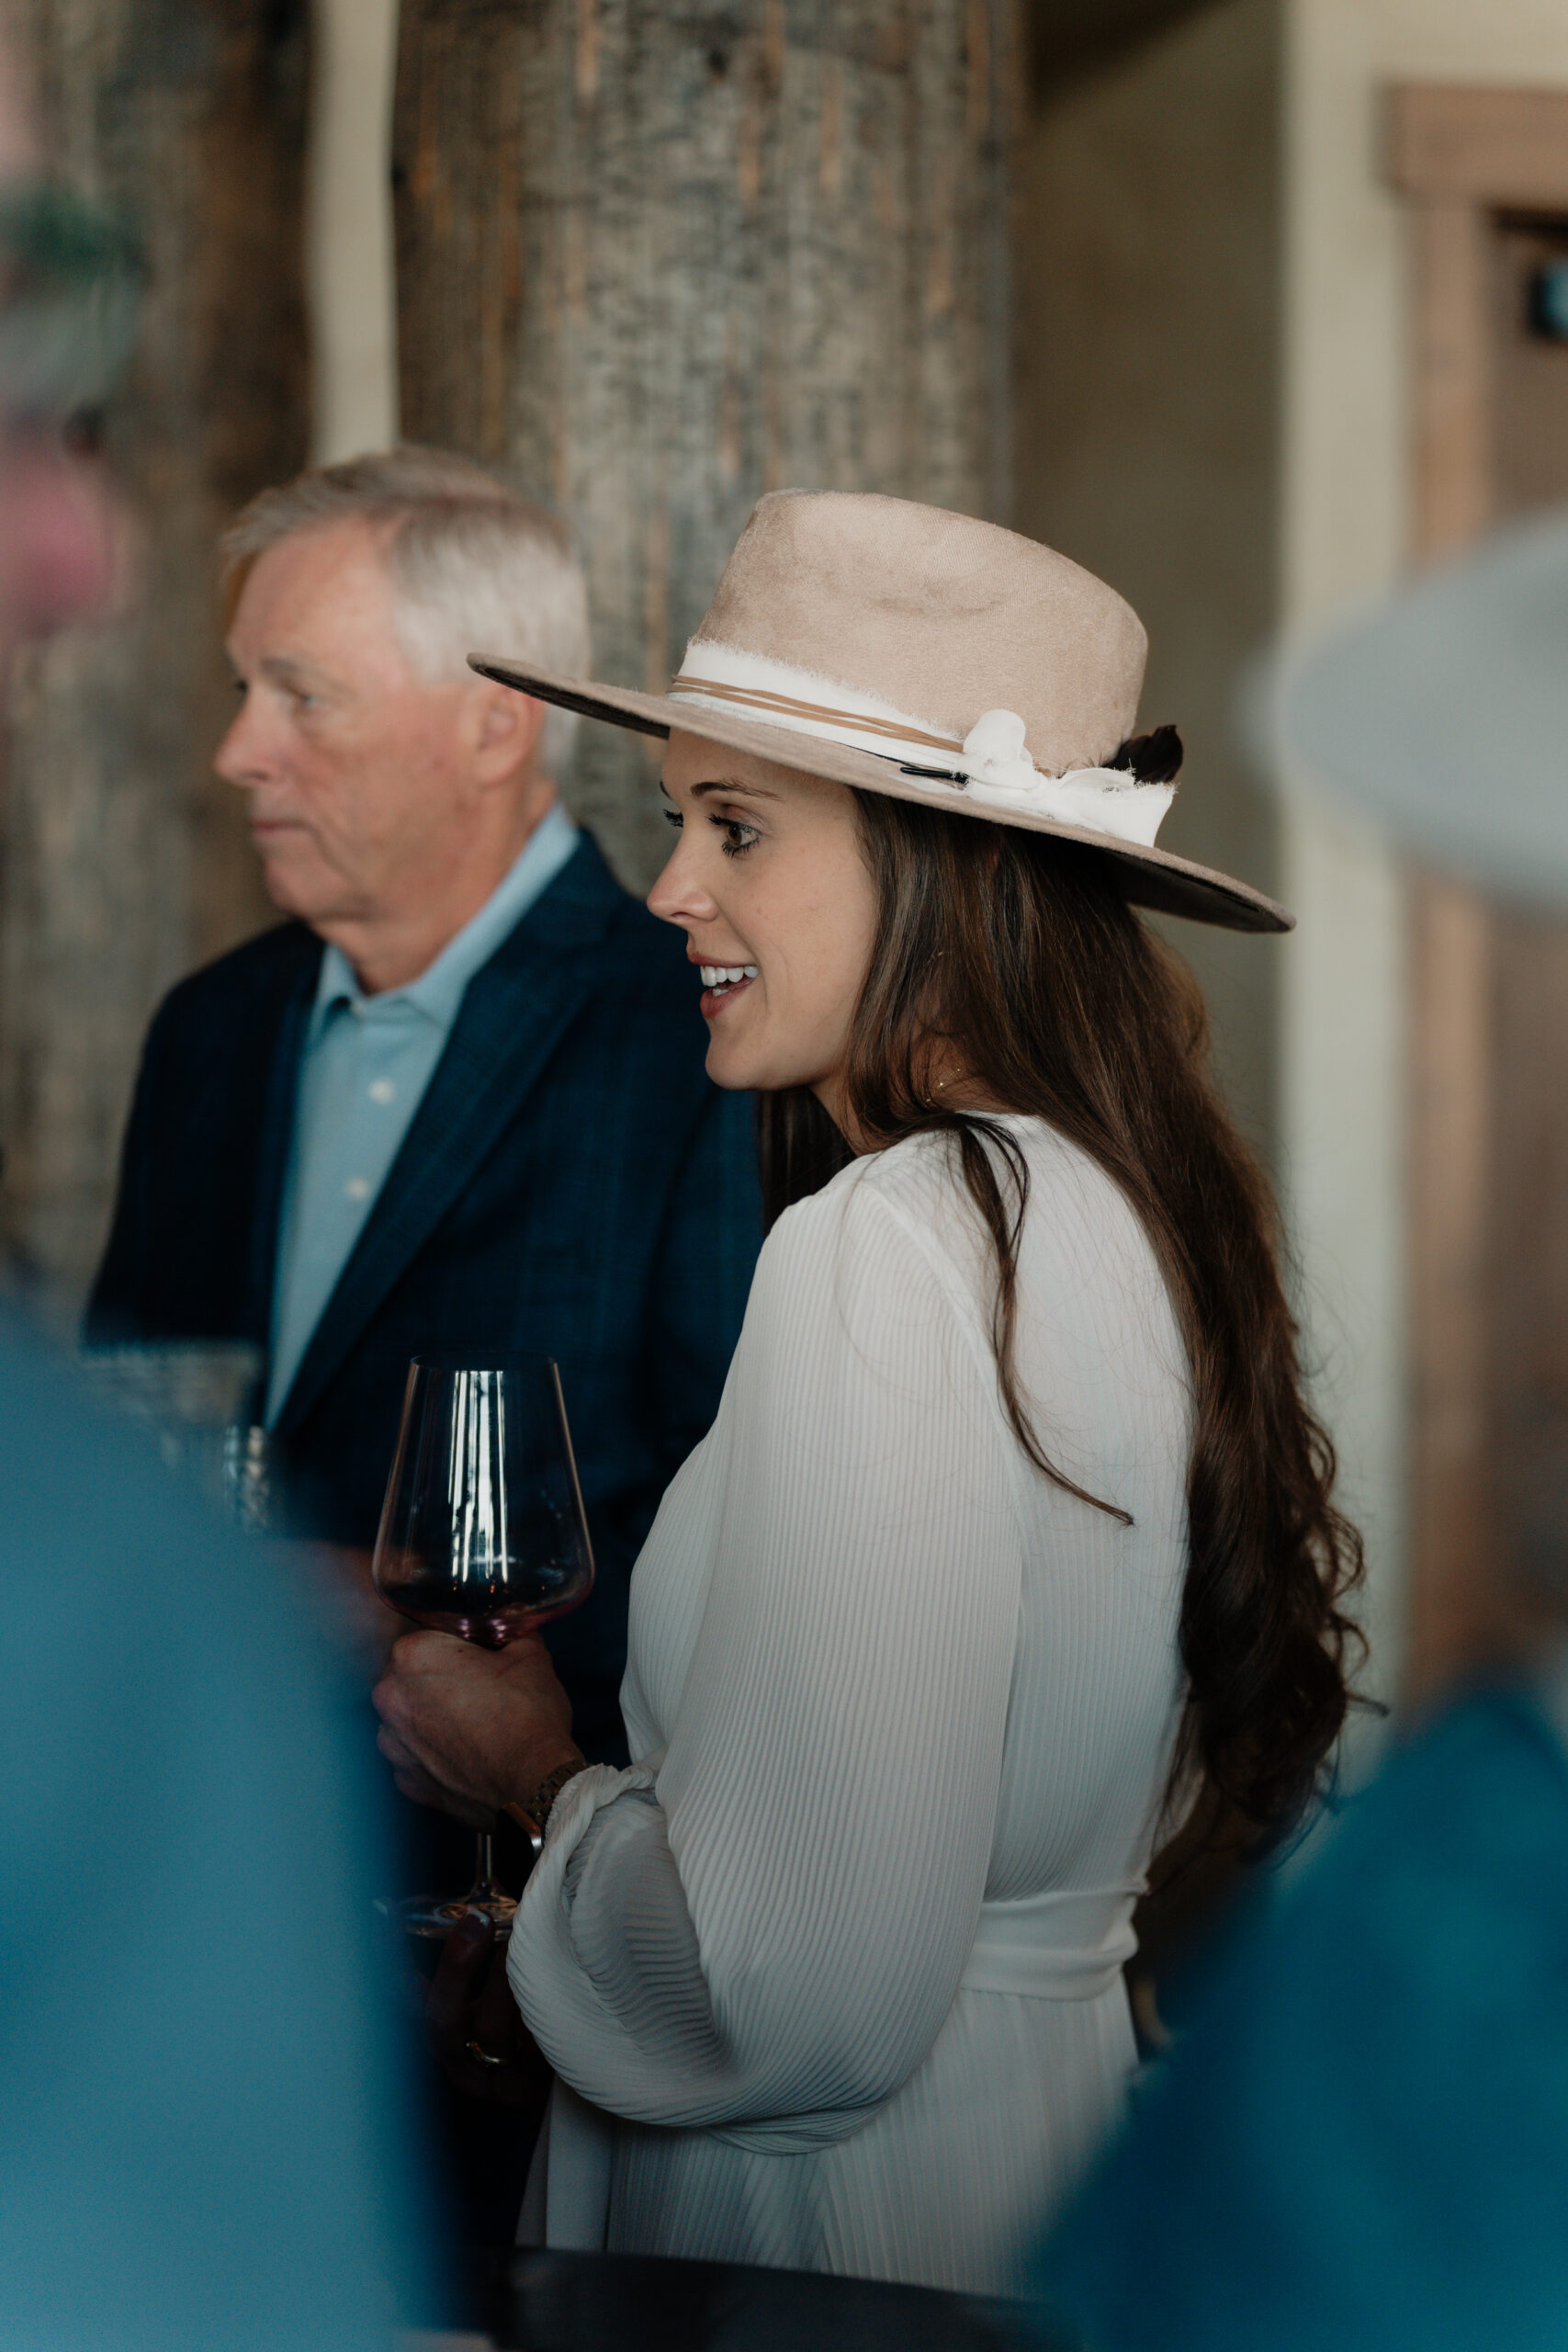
958,1883,1140,2001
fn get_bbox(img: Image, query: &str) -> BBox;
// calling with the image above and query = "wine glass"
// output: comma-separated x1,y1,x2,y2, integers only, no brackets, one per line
79,1340,277,1529
372,1354,594,1938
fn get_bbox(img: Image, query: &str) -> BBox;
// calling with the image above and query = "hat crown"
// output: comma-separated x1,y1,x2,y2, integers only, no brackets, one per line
688,490,1146,777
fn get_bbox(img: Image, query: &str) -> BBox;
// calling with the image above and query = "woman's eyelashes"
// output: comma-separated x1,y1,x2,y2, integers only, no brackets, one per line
660,798,761,855
711,814,760,857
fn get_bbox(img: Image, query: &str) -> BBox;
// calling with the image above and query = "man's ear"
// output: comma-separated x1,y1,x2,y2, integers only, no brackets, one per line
470,680,547,784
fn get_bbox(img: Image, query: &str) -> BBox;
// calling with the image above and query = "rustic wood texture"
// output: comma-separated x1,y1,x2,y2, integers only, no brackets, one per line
1,0,308,1318
393,0,1021,891
1389,84,1568,1698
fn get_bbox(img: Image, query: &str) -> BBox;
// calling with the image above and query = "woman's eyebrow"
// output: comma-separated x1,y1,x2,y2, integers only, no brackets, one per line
689,776,780,801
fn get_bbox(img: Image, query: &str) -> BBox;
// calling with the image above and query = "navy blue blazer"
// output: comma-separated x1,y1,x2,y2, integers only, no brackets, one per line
86,834,762,1760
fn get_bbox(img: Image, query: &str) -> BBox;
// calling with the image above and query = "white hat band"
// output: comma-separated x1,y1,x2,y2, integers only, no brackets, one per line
669,641,1175,850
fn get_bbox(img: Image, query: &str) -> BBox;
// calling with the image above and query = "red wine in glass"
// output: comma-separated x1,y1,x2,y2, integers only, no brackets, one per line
372,1354,594,1937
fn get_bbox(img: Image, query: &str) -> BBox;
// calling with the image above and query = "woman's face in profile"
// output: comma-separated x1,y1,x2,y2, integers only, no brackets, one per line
649,729,878,1116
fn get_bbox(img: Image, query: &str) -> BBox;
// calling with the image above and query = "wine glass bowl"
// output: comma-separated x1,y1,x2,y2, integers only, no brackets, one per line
373,1356,593,1646
371,1354,593,1939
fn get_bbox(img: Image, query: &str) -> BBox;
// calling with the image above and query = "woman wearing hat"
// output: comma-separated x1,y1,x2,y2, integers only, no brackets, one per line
373,492,1361,2294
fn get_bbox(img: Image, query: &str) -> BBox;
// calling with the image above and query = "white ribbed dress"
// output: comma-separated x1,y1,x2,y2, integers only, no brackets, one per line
507,1117,1192,2295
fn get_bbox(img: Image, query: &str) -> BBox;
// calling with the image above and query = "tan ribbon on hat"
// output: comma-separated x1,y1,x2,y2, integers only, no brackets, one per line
671,673,967,762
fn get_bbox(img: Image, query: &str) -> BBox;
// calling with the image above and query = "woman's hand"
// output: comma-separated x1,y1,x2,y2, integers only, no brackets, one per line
372,1628,581,1825
425,1910,551,2112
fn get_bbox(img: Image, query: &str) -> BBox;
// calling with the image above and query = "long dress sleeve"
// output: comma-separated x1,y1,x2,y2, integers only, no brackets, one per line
507,1164,1027,2147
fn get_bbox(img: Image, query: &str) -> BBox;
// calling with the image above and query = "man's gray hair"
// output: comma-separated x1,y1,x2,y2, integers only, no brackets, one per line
220,446,589,778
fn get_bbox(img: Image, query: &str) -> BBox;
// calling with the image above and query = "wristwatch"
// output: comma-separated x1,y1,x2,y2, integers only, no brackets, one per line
505,1756,587,1853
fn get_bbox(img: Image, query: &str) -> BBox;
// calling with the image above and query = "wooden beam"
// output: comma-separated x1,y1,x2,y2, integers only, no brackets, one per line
1390,82,1568,209
1411,195,1493,560
394,0,1022,893
0,1,308,1315
1391,79,1568,1700
1405,872,1493,1695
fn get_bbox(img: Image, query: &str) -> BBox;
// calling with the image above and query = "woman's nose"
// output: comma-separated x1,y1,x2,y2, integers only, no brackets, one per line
647,831,719,929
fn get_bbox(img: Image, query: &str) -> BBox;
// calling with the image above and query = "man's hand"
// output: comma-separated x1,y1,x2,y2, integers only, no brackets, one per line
372,1628,581,1824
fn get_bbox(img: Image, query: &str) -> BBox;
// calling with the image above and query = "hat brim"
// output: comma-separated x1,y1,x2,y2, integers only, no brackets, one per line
471,653,1292,935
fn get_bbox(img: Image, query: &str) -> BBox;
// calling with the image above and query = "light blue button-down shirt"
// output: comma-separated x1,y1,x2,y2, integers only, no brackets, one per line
265,802,580,1423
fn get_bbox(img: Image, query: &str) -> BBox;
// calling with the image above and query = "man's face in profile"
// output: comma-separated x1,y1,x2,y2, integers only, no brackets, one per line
216,515,523,940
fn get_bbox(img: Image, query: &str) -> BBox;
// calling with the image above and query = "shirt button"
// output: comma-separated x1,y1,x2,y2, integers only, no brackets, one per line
344,1176,371,1202
367,1078,396,1104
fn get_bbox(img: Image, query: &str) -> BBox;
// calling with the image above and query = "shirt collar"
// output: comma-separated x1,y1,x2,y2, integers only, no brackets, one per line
310,802,580,1042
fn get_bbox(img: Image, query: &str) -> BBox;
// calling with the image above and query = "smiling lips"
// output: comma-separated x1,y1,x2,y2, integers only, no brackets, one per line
697,961,759,1017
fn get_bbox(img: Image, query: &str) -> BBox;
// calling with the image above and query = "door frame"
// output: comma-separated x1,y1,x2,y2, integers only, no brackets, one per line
1387,82,1568,1698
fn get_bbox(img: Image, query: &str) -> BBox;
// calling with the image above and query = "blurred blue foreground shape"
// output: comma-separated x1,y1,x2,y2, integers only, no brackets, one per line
1035,1669,1568,2349
0,1314,430,2348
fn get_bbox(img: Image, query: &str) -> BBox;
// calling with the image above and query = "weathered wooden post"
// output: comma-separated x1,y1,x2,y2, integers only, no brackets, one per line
0,1,310,1314
394,0,1021,888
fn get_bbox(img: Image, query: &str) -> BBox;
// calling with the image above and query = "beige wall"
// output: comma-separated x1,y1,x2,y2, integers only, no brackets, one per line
1280,0,1568,1711
1015,0,1283,1154
309,0,398,461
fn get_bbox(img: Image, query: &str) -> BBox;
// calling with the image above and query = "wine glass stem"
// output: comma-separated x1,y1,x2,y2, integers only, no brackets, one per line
470,1830,501,1904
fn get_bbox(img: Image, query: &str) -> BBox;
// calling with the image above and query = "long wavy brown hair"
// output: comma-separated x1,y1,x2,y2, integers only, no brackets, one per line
757,789,1363,1850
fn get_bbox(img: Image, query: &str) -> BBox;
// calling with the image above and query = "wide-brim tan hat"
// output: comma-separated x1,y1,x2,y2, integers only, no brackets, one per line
471,490,1290,934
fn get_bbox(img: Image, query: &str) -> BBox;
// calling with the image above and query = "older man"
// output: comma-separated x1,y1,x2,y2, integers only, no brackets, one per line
87,447,761,1774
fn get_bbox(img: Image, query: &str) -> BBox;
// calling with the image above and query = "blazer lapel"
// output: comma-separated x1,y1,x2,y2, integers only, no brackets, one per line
246,941,321,1339
272,840,622,1436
